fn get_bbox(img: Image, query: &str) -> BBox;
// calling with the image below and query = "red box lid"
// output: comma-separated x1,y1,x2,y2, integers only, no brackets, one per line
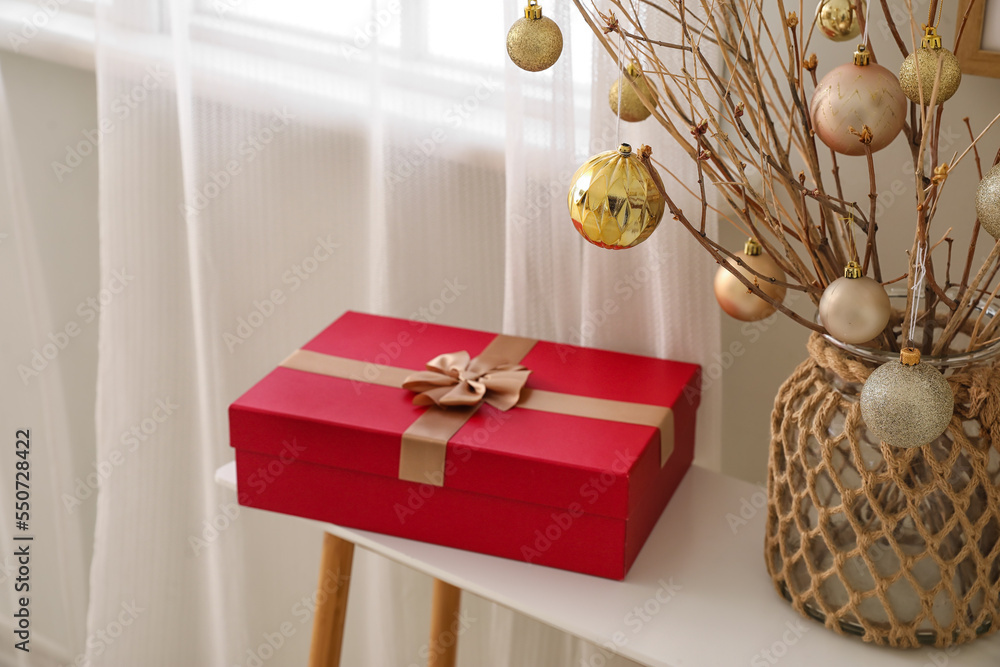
229,311,701,521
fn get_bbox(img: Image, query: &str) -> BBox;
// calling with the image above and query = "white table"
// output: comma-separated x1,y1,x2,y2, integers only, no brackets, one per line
216,461,1000,666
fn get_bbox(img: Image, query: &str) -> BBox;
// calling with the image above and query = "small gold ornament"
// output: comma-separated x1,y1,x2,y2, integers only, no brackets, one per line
976,163,1000,239
609,62,658,122
860,347,954,448
819,260,891,344
567,143,665,249
899,26,962,105
506,1,563,72
713,238,787,321
816,0,865,42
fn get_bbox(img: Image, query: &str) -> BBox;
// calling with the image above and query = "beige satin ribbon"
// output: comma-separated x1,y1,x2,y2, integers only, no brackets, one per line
401,340,534,411
280,334,673,486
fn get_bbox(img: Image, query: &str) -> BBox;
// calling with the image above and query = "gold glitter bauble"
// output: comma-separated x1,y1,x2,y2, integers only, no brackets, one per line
713,239,787,321
816,0,865,42
860,349,954,448
506,2,563,72
567,143,664,249
976,163,1000,239
899,47,962,105
609,62,658,122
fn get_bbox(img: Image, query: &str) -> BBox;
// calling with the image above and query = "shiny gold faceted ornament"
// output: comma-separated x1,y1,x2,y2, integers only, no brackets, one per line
713,238,787,321
506,1,563,72
609,62,658,122
976,163,1000,239
899,27,962,105
567,144,665,249
816,0,865,42
860,347,954,448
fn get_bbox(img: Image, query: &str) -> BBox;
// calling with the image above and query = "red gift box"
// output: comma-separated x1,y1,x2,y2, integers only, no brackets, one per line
228,311,701,579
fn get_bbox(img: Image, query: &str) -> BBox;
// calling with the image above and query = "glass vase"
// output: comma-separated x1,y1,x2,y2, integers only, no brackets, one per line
766,292,1000,648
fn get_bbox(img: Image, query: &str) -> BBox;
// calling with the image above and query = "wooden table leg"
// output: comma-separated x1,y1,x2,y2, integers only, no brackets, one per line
428,579,462,667
308,533,355,667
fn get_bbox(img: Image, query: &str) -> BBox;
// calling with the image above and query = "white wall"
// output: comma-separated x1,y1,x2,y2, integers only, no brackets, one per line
1,50,98,666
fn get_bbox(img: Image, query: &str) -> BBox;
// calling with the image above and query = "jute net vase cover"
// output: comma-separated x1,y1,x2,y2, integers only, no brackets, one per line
767,330,1000,648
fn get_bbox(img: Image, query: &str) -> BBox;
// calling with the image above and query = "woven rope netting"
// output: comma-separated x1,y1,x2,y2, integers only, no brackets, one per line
766,333,1000,647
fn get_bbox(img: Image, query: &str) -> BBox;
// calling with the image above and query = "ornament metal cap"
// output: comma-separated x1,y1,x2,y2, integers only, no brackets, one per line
853,44,870,66
618,143,632,155
921,25,943,49
524,0,542,20
625,61,642,78
900,347,921,366
744,237,762,256
844,260,863,279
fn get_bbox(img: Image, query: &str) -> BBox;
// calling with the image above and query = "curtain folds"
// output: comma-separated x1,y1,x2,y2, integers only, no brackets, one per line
78,0,722,664
503,1,721,469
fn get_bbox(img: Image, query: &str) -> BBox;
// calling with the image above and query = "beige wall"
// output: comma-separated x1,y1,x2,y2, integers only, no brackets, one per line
720,3,1000,484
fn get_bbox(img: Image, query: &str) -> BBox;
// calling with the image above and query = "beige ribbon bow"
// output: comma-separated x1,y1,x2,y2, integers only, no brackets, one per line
402,351,531,411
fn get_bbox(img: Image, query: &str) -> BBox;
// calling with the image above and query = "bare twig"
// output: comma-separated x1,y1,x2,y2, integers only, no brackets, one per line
566,0,997,352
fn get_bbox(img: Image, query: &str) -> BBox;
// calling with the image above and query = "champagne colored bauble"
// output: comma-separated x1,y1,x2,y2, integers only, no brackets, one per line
816,0,865,42
810,48,907,156
819,261,891,344
976,163,1000,239
609,62,658,122
567,143,665,249
713,239,787,321
506,1,563,72
899,28,962,105
860,348,954,448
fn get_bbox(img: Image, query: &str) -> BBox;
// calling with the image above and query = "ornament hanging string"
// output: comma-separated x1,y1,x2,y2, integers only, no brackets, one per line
926,0,943,29
842,215,859,263
908,242,928,346
860,0,874,47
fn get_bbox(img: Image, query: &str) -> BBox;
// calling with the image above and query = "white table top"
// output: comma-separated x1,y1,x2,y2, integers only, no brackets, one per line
216,461,1000,666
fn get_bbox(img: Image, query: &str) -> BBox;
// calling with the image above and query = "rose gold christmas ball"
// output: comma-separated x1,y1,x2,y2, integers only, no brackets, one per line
714,241,787,322
810,61,907,156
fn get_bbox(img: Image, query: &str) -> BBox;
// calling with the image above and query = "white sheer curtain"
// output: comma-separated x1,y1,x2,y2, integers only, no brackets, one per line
503,2,721,470
57,0,720,664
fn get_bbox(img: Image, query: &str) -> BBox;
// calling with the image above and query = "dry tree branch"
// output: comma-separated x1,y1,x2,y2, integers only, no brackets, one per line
640,146,826,331
934,242,1000,355
878,0,909,58
959,117,986,296
567,0,998,351
858,138,882,282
